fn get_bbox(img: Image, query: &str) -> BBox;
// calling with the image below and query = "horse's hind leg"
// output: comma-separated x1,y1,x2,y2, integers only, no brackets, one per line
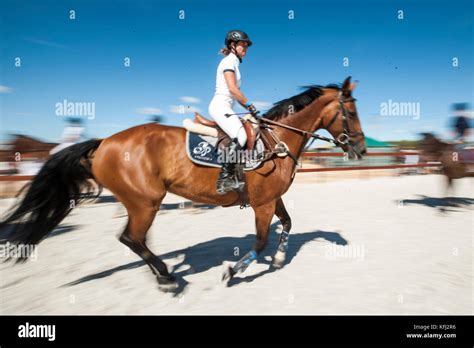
119,199,177,292
272,197,292,269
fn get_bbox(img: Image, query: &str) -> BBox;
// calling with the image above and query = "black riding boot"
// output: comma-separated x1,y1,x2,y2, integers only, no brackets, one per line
216,140,245,194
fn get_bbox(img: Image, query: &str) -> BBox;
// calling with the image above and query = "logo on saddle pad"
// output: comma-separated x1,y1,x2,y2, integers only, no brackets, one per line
193,141,213,159
186,132,264,171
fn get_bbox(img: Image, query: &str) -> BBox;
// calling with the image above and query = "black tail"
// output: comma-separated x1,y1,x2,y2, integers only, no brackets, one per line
0,139,103,254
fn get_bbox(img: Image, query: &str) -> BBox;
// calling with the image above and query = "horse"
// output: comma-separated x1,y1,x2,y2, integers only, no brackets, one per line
419,132,474,194
0,76,366,291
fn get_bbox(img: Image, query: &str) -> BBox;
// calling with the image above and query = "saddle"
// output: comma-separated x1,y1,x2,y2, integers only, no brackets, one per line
184,112,258,150
182,112,265,171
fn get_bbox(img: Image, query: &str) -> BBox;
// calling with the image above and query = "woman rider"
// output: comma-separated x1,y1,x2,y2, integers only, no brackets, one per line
209,30,259,194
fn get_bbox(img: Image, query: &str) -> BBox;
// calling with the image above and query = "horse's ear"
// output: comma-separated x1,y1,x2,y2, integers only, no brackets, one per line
342,76,352,97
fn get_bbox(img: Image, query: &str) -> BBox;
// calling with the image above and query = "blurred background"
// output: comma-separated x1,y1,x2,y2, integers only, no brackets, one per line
0,0,472,315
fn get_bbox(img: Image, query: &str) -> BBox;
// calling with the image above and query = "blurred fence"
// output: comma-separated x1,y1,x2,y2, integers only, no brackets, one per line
0,151,441,182
298,151,441,172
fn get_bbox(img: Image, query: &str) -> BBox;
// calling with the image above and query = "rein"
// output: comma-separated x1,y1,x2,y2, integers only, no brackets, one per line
253,94,364,162
258,116,341,145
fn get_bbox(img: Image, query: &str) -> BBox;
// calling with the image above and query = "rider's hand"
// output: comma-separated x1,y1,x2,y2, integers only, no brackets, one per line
245,102,260,117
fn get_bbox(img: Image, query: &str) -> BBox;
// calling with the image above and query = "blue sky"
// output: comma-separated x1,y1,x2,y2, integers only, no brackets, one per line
0,0,473,143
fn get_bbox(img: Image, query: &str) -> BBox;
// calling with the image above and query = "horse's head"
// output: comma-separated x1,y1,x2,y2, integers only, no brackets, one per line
320,77,367,159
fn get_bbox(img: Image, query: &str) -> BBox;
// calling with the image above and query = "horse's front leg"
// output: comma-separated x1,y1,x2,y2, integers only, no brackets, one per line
272,197,292,268
222,199,276,282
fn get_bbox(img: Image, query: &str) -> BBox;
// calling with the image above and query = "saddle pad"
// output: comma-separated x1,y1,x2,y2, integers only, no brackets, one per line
186,131,265,171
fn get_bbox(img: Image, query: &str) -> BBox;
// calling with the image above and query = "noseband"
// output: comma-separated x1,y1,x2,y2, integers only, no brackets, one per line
325,94,365,149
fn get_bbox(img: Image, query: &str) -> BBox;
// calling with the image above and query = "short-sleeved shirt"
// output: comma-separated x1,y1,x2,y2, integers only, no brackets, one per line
214,52,241,101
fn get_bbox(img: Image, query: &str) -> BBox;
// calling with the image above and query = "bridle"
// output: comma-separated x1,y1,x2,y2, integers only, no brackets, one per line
257,92,365,159
323,93,365,150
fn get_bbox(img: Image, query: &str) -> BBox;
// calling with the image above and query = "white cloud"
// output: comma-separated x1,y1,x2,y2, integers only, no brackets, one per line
252,101,272,110
0,85,14,93
180,96,201,104
136,107,162,115
24,37,68,49
169,105,201,114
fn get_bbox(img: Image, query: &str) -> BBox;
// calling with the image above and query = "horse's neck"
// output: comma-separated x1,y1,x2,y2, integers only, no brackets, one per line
271,97,328,158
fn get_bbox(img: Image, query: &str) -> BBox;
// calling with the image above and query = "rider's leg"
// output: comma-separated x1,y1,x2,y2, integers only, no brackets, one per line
209,99,247,193
227,115,247,148
209,97,247,146
215,129,247,194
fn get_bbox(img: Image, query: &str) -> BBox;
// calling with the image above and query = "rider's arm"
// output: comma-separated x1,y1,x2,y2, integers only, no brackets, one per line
223,71,248,108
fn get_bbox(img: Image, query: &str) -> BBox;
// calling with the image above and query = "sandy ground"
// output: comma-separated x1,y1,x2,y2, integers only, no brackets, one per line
0,174,472,314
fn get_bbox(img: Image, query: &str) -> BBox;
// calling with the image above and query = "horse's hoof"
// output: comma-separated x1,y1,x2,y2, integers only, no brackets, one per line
222,262,236,284
271,260,284,269
157,275,178,292
271,251,286,269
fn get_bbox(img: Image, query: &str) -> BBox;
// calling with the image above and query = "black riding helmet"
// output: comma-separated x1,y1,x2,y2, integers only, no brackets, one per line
225,30,253,48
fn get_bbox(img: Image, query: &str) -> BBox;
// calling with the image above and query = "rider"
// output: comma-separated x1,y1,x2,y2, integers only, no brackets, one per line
209,30,259,194
50,117,86,155
450,103,472,144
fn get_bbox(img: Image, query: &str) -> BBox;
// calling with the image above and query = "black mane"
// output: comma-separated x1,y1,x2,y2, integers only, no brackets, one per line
263,84,341,120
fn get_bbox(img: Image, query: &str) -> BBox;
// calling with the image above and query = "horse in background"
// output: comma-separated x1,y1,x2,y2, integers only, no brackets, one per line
418,132,474,193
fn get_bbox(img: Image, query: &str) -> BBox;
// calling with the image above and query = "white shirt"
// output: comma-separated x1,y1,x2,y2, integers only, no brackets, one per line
214,52,241,101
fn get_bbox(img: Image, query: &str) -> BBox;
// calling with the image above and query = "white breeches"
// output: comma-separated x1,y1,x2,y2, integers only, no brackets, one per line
208,95,247,148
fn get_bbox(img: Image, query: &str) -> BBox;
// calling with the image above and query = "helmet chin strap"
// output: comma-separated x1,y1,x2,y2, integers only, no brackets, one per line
230,45,243,63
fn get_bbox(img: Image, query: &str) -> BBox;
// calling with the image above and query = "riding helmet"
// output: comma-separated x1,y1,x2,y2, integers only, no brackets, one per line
225,30,253,47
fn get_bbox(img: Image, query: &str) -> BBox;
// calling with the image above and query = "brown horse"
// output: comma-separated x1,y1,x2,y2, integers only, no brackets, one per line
419,132,474,193
1,77,366,291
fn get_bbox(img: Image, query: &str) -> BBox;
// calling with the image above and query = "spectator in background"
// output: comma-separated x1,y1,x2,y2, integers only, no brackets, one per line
149,115,163,123
450,103,472,144
50,117,86,155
